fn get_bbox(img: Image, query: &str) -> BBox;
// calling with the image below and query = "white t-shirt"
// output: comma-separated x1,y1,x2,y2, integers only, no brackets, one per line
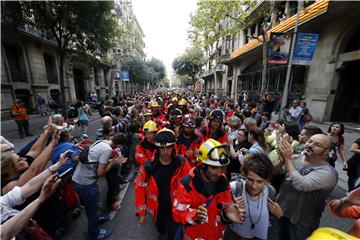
0,186,25,224
229,180,269,240
72,140,112,185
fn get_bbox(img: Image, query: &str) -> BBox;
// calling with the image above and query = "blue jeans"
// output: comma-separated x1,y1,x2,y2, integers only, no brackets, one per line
73,182,100,240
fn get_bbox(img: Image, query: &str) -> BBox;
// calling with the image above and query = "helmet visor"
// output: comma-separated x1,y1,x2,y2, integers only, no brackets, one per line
208,145,230,166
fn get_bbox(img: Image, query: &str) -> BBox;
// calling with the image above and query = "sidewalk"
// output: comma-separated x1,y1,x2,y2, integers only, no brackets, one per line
0,113,101,152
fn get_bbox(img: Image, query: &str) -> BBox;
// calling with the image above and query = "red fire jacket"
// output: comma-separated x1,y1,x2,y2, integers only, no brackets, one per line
172,167,233,240
175,133,202,168
134,155,191,221
135,140,156,165
197,123,228,144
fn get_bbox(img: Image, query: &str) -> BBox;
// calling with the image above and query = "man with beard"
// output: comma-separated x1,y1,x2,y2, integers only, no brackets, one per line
172,139,246,240
135,120,158,165
134,128,191,240
274,134,338,240
176,115,202,168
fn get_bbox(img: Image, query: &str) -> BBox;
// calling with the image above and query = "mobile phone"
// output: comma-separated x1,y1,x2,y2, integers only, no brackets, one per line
59,168,73,180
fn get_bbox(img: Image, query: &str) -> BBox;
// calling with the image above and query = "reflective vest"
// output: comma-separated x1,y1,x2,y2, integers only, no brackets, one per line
197,123,227,144
134,154,191,221
172,167,232,240
175,133,202,168
135,140,156,165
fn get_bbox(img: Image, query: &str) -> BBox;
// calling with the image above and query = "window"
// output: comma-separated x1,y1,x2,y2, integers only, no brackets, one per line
3,43,27,82
43,53,58,83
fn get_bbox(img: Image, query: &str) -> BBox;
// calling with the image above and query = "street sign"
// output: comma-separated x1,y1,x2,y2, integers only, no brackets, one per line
121,70,129,81
267,32,292,64
293,33,319,65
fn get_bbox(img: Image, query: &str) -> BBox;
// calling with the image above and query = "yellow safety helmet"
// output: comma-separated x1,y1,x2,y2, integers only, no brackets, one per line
143,120,158,132
154,128,176,147
307,227,357,240
171,97,178,102
196,139,230,167
150,101,159,108
178,98,187,106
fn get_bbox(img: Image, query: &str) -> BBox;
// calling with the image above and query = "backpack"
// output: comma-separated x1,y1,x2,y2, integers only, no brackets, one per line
78,140,104,164
231,174,276,202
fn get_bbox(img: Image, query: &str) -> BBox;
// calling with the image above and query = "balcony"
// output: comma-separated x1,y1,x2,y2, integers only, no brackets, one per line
201,64,226,78
20,24,57,44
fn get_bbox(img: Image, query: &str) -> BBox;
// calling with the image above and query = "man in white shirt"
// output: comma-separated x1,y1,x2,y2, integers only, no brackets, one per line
285,100,303,127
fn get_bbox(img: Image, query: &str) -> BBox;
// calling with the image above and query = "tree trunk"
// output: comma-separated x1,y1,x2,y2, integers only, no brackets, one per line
59,50,68,118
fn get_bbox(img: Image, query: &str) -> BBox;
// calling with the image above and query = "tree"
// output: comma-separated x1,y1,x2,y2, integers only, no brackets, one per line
2,1,118,116
119,57,166,91
172,47,205,85
188,0,254,95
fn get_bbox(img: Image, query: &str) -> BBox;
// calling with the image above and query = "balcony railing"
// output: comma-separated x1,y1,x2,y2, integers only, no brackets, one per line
20,24,57,44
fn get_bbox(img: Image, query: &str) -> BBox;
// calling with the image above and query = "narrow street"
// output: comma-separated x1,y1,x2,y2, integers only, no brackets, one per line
1,113,356,239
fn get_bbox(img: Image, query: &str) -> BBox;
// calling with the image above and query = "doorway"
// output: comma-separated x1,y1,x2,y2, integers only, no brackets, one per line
73,68,86,101
331,60,360,122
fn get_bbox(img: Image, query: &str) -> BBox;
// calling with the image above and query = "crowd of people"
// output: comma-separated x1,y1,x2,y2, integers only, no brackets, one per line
1,89,360,240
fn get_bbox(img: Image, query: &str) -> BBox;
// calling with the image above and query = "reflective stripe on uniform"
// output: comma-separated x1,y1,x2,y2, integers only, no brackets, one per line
175,203,190,211
187,215,196,225
136,205,146,212
136,153,145,157
137,181,147,187
148,208,154,216
148,194,157,201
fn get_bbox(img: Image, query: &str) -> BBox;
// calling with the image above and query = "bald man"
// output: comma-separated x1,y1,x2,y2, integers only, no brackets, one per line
273,134,338,240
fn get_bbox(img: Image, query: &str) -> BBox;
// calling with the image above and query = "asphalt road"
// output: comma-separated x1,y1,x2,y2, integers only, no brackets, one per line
1,113,357,239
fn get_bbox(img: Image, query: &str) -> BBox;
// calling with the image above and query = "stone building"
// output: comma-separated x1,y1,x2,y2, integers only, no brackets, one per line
202,0,360,122
1,25,113,120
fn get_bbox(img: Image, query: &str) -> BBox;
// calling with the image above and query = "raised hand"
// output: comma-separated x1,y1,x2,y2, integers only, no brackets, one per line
39,174,61,202
224,203,246,224
58,150,73,166
51,129,61,145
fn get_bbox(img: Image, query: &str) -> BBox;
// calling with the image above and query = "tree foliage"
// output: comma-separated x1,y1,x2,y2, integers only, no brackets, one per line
120,57,165,87
172,47,205,80
188,0,254,49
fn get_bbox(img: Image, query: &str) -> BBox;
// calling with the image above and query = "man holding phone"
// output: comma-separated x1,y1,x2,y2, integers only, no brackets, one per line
72,133,127,240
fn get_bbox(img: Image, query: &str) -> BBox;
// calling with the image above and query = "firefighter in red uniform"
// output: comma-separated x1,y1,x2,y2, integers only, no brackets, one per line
134,128,191,240
178,98,190,115
172,139,246,240
168,108,183,137
151,101,166,126
176,115,202,168
198,109,228,144
135,120,157,165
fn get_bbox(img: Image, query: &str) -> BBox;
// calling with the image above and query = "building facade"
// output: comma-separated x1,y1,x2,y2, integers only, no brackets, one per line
201,0,360,123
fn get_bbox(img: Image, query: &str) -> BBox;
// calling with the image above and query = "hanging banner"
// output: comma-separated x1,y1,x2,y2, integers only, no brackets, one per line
121,70,130,81
292,32,319,65
267,32,292,64
113,70,121,80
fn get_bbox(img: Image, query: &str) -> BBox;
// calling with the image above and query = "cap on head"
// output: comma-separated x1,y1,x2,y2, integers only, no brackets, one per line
171,108,183,119
182,115,196,128
196,139,229,167
154,128,176,147
209,109,224,120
